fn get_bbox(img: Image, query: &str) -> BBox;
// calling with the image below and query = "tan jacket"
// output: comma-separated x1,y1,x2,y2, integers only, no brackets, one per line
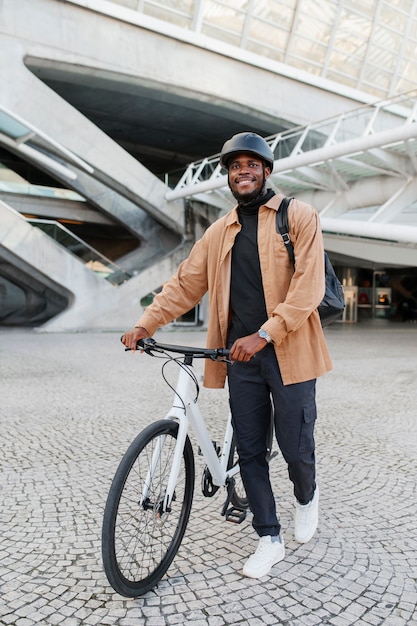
136,194,333,387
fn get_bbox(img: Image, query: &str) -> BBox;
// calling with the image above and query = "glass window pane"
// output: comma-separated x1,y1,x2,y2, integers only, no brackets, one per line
332,32,368,60
385,0,413,10
367,47,398,72
395,76,417,93
291,0,338,24
202,0,246,36
394,59,417,92
141,0,194,26
0,112,30,139
378,5,408,31
295,16,333,45
203,0,247,22
161,0,193,10
247,20,287,50
343,0,378,19
396,57,417,78
404,39,417,57
338,9,373,41
372,27,403,51
246,42,282,61
113,0,138,8
328,50,363,79
252,0,295,29
289,57,322,76
325,71,358,90
361,66,391,91
118,0,417,99
143,5,192,27
288,35,329,65
408,20,417,38
201,24,241,46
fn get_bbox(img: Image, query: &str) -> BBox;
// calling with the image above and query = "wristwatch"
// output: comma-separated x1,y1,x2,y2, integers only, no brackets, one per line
258,328,272,343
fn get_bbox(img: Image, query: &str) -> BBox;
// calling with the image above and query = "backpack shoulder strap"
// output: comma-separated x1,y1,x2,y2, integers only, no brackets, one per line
276,197,295,266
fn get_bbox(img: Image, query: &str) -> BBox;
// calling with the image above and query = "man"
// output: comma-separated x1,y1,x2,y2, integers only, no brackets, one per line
122,132,332,579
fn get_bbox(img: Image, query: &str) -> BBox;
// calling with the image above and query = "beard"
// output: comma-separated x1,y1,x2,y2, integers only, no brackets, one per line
231,186,262,203
230,178,266,204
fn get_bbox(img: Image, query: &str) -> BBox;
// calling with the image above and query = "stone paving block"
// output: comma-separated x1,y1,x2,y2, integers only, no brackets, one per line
207,618,225,626
1,326,416,626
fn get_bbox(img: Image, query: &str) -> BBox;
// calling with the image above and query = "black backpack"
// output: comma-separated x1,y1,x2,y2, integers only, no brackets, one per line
276,197,345,327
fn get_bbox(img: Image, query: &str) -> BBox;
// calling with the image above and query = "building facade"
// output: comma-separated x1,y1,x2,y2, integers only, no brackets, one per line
1,0,417,330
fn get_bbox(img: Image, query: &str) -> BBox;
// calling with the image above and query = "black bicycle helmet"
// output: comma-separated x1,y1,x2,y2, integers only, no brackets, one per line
220,132,274,171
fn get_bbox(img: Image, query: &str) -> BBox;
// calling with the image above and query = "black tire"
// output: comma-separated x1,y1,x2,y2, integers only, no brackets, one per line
228,435,249,510
102,420,195,597
265,409,275,463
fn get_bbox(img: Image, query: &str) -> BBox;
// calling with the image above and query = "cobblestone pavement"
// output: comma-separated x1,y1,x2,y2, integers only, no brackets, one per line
1,322,416,626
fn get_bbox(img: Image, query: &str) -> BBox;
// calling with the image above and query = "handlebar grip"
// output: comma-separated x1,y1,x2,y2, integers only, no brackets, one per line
121,335,228,359
120,335,149,351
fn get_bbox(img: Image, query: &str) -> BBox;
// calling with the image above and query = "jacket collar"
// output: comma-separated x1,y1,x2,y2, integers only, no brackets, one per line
226,193,284,224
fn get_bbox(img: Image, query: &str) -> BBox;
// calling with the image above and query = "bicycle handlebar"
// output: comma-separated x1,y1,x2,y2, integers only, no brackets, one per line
126,337,230,360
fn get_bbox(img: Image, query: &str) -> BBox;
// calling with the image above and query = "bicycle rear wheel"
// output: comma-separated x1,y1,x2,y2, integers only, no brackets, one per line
228,435,249,510
228,413,275,510
102,419,195,597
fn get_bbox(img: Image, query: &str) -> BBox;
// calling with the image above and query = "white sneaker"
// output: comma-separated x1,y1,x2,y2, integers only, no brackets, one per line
242,535,285,579
294,485,319,543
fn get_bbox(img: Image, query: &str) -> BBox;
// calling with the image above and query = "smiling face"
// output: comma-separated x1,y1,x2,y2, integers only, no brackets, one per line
227,153,271,203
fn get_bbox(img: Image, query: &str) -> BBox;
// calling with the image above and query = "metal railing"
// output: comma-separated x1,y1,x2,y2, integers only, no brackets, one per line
28,218,131,286
165,90,417,200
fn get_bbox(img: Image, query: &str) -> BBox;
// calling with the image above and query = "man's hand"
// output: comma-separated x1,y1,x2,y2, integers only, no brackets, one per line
121,326,150,351
229,332,268,362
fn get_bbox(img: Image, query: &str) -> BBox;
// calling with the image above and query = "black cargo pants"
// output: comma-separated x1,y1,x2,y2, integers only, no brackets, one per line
227,343,317,537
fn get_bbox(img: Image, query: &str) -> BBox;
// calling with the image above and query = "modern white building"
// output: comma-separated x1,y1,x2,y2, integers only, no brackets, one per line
1,0,417,330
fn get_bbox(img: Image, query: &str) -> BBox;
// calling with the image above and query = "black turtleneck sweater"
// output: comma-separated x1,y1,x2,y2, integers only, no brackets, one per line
228,189,275,344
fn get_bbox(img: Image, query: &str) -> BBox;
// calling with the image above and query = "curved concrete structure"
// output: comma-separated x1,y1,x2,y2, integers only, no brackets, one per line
1,0,416,330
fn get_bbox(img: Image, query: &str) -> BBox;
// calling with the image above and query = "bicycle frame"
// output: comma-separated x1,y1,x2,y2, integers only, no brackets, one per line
102,339,248,598
142,357,238,514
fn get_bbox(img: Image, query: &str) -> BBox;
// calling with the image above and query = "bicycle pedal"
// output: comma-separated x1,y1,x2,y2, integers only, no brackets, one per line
266,450,279,462
225,507,247,524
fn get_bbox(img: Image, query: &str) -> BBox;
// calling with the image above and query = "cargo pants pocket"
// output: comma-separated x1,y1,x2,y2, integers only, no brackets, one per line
299,403,317,453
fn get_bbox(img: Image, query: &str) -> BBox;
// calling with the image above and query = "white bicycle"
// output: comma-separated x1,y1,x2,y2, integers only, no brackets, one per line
102,337,274,597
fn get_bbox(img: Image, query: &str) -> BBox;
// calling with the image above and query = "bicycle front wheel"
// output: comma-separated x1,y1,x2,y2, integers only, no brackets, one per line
102,419,195,597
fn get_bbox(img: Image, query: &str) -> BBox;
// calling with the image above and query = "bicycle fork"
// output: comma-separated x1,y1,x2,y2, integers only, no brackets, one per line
139,411,189,516
139,370,240,518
